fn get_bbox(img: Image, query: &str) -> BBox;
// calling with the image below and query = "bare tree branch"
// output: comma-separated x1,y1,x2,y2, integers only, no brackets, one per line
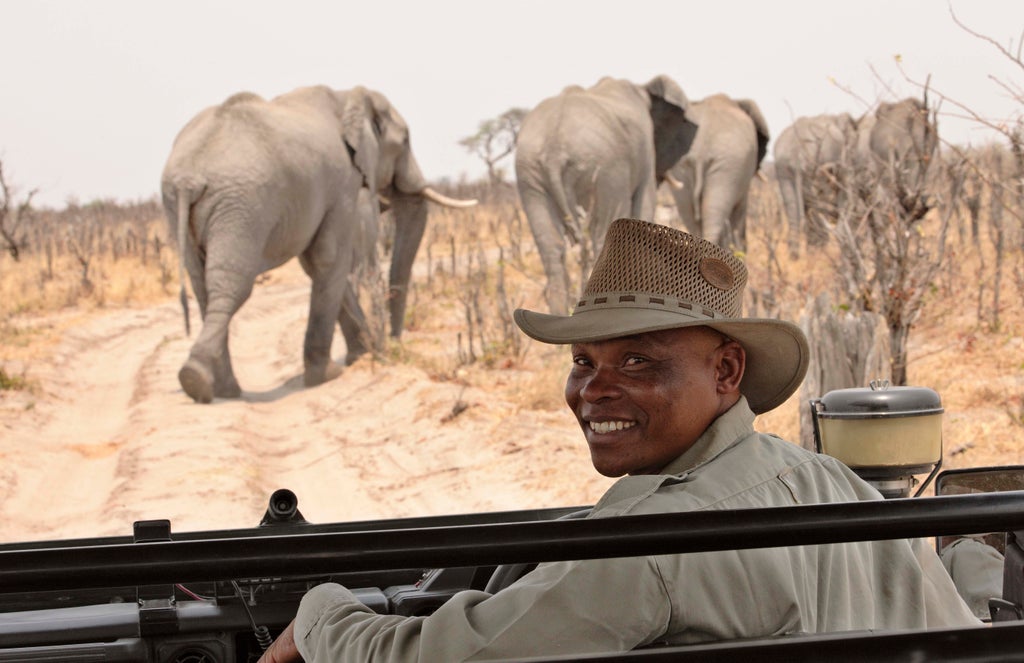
890,7,1024,144
459,108,528,185
949,4,1024,75
0,160,38,261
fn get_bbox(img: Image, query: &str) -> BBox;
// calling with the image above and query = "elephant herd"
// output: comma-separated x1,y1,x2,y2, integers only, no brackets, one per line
773,97,937,256
515,77,770,314
160,76,937,403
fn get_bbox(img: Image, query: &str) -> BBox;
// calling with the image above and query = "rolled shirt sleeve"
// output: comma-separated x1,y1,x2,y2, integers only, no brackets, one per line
295,553,671,663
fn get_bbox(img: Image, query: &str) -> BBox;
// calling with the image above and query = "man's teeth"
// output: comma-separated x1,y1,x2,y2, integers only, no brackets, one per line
589,420,636,434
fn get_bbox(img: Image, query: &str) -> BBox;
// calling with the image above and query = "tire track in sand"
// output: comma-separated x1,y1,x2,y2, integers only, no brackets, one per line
1,265,611,542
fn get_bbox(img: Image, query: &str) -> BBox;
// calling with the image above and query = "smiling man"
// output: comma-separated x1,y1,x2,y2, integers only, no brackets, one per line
564,326,741,477
260,218,977,663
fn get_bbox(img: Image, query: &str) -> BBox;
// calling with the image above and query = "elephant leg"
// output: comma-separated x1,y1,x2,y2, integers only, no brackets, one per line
298,268,348,387
519,187,571,314
627,175,657,225
701,175,748,255
298,217,353,388
590,166,641,268
338,284,369,365
669,165,700,237
179,253,215,403
590,190,634,274
386,192,427,338
676,190,700,237
211,338,242,399
179,244,255,403
775,165,804,258
190,274,241,399
728,196,749,256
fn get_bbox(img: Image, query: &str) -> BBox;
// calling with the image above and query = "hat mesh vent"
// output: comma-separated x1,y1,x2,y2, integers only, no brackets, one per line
582,219,747,317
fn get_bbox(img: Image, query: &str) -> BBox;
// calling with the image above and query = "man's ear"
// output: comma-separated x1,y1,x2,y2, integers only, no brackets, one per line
716,341,745,395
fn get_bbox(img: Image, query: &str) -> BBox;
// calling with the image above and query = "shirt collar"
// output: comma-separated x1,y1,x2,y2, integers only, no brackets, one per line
659,396,756,476
591,397,757,514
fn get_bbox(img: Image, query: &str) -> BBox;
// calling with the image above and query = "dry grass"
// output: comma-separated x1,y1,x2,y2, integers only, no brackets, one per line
402,179,1024,474
1,178,1021,477
0,245,172,317
367,203,571,412
0,204,173,373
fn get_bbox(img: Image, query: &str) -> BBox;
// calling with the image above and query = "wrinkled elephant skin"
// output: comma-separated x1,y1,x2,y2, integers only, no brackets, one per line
774,98,936,255
666,94,769,255
515,75,692,314
856,97,937,194
773,112,859,255
161,85,474,403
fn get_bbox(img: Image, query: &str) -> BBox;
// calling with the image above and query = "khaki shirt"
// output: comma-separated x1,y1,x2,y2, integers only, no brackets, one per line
940,537,1005,620
294,398,979,662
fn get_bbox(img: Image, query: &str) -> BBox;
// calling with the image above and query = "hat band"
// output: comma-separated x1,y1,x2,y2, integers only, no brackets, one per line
574,292,722,320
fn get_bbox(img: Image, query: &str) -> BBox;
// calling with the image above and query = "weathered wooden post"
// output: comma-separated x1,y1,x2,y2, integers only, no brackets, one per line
798,292,891,451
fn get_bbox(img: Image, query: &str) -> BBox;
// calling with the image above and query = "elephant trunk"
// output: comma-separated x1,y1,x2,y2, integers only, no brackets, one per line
393,148,428,195
392,147,477,207
385,137,478,207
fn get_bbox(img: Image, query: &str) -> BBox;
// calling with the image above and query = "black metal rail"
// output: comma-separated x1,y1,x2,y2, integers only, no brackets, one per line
3,491,1024,594
509,620,1024,662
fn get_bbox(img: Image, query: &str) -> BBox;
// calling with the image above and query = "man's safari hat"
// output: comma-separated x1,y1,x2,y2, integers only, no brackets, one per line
513,218,809,414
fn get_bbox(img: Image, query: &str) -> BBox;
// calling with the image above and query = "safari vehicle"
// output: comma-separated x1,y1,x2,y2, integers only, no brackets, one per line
3,387,1024,662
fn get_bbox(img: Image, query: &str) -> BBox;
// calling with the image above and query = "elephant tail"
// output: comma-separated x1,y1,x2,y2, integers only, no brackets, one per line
691,162,706,230
174,185,194,336
546,163,582,245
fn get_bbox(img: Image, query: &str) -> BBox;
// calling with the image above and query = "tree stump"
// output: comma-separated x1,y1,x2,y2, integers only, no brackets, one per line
798,292,891,451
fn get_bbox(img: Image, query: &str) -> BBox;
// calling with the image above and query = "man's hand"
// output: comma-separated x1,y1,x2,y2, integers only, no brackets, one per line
257,619,303,663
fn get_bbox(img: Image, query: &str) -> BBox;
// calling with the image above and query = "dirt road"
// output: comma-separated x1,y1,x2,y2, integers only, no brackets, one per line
0,271,614,544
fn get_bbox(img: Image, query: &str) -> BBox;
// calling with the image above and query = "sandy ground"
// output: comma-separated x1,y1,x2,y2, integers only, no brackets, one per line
2,258,1020,547
0,272,617,544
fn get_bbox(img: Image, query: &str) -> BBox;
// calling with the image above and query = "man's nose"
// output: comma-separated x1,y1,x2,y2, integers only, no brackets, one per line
579,366,622,402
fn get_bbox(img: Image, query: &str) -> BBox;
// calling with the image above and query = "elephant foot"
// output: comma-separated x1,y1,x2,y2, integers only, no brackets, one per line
214,380,242,399
304,360,344,388
179,359,214,404
345,347,368,366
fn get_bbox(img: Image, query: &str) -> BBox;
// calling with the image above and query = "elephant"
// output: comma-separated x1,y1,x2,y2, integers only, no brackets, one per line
774,98,937,255
664,93,769,256
161,85,476,404
514,75,694,314
773,112,859,255
855,97,938,218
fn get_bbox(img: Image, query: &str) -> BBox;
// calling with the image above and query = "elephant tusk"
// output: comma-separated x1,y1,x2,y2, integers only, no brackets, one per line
419,186,478,208
664,173,684,190
377,193,391,207
756,171,767,182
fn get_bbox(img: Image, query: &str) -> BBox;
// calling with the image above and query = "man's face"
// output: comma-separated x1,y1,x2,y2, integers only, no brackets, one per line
565,326,744,478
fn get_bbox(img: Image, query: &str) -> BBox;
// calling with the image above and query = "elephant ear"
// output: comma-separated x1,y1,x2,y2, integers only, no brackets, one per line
644,74,689,112
364,89,428,194
644,75,694,179
341,86,381,195
736,98,770,169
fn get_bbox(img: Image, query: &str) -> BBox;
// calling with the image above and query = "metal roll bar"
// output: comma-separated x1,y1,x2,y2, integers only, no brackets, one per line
2,491,1024,594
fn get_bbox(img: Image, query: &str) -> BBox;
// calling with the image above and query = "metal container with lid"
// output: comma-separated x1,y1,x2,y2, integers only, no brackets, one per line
810,380,944,498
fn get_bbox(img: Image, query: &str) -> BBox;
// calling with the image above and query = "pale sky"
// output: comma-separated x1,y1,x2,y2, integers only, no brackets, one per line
2,0,1023,207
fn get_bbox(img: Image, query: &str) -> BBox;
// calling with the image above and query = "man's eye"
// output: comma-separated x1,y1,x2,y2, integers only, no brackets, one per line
624,356,647,366
572,356,591,367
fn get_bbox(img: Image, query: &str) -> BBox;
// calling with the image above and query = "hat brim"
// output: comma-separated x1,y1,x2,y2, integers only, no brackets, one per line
514,306,809,415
